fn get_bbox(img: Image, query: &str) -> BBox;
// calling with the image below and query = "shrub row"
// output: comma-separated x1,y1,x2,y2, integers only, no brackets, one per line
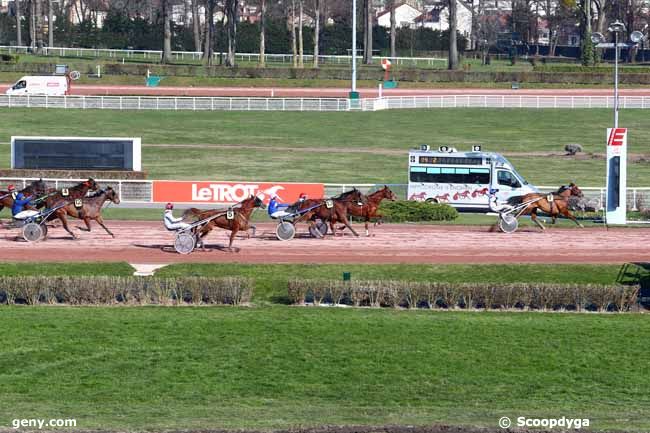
534,64,650,74
378,201,458,223
0,276,253,306
3,62,650,84
0,54,19,63
288,279,640,312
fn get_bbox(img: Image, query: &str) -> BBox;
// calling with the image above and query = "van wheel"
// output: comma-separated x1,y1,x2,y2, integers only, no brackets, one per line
425,198,439,204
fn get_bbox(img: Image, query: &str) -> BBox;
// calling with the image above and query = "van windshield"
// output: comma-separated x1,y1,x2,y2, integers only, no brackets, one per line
13,80,26,90
498,155,529,185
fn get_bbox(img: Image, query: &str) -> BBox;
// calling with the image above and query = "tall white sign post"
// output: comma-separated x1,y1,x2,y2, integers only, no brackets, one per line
605,128,627,224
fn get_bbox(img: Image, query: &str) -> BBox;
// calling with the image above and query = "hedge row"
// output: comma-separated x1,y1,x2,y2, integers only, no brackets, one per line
3,62,650,84
377,201,458,223
0,276,253,305
287,279,640,312
534,65,650,74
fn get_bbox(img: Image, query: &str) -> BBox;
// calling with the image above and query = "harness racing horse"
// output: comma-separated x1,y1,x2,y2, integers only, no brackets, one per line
0,179,48,213
183,195,265,252
343,186,398,236
61,187,121,238
507,183,584,230
42,179,99,239
296,189,361,237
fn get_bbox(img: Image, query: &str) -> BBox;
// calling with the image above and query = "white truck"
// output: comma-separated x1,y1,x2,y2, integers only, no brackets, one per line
5,76,69,96
407,145,538,210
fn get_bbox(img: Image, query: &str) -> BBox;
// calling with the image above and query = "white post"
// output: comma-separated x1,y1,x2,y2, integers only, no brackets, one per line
351,0,357,93
614,33,619,128
378,83,383,98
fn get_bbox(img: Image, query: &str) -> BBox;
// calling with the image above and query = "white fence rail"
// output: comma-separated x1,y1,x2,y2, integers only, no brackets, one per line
3,94,650,112
1,177,649,212
0,45,446,67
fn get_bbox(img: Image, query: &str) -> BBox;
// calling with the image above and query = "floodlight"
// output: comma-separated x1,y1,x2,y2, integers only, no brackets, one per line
608,21,626,33
630,31,645,43
591,32,604,44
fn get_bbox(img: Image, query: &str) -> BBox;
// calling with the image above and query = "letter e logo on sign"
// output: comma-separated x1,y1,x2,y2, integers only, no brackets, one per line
607,128,627,146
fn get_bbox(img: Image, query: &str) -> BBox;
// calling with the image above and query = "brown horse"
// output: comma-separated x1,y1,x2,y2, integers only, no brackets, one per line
183,195,265,252
0,179,48,213
60,187,120,237
43,179,99,239
507,183,584,230
344,186,398,236
296,189,361,237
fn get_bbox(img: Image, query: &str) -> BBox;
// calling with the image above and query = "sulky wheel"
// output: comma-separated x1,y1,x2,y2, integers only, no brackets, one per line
309,221,328,238
174,232,196,254
276,222,296,241
22,223,44,242
498,214,519,234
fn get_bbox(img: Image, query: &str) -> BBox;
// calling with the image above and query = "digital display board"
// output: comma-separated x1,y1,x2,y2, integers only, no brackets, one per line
11,137,141,171
418,156,483,165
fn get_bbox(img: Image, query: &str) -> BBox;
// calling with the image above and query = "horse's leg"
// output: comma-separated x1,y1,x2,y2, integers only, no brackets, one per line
561,207,584,228
77,216,92,232
228,229,239,252
57,211,77,239
340,214,359,237
531,208,545,231
95,215,115,238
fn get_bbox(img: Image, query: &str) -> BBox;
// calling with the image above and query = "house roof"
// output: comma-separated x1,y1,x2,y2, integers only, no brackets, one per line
376,3,421,19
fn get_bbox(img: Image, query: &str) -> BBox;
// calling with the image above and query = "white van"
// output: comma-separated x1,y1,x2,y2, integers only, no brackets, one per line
407,145,538,210
5,76,69,96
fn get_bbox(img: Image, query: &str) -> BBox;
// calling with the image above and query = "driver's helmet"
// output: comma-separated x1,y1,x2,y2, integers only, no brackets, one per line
7,184,15,192
165,202,174,210
270,194,278,200
299,193,307,200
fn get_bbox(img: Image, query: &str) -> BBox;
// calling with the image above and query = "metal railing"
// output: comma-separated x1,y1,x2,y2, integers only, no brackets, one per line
3,94,650,112
0,45,446,67
0,95,351,112
1,177,649,212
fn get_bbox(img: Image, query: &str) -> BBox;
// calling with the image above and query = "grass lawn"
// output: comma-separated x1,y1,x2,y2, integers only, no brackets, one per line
1,108,649,186
0,262,134,276
1,306,648,431
157,263,637,303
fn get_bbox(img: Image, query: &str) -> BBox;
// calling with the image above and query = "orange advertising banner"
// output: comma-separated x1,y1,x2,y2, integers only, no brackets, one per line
152,180,325,205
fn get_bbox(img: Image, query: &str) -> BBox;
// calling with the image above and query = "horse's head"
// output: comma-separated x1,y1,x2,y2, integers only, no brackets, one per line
568,182,583,197
83,178,99,191
105,186,121,205
252,194,266,210
382,185,398,201
29,178,48,195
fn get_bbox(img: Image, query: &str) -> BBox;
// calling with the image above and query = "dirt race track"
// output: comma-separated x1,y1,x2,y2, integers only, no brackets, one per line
0,221,648,264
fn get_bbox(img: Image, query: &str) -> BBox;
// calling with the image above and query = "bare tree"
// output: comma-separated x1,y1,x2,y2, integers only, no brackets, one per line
192,0,202,52
448,0,459,69
363,0,373,64
389,0,396,58
15,0,23,46
291,0,297,67
34,0,44,54
47,0,53,47
259,0,267,67
203,0,216,65
298,0,304,67
225,0,238,66
161,0,172,63
313,0,321,68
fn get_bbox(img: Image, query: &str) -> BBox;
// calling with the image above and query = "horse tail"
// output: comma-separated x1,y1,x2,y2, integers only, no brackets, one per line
507,196,523,206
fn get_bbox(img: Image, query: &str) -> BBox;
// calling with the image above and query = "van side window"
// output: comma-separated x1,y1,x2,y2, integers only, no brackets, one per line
497,170,521,188
13,80,26,90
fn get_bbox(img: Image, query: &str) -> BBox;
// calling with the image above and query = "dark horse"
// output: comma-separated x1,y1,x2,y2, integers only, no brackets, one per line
61,187,121,238
296,189,362,237
507,183,584,230
0,179,48,213
344,186,398,236
182,195,265,252
42,179,99,239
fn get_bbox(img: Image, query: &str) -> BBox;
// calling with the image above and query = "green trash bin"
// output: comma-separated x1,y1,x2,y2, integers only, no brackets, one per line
348,91,360,100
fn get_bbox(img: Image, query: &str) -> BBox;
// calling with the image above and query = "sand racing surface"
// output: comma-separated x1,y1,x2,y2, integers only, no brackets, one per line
0,221,648,264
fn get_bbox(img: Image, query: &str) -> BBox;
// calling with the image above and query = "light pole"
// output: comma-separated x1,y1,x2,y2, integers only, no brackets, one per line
591,21,626,127
350,0,358,99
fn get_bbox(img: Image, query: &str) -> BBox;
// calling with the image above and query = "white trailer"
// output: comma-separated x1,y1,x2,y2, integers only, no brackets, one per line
5,76,69,96
407,145,538,210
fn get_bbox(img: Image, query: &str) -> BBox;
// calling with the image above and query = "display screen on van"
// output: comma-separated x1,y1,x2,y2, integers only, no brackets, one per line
418,156,482,165
410,167,490,184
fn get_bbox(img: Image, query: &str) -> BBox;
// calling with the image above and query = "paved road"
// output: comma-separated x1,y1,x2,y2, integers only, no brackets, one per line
1,84,649,98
